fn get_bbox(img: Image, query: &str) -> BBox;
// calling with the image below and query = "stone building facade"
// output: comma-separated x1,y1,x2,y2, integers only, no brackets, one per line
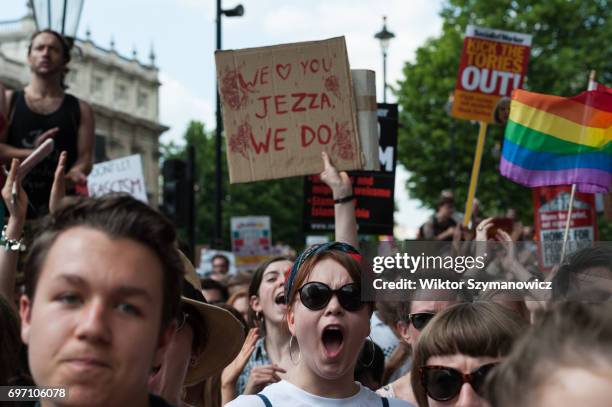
0,10,167,205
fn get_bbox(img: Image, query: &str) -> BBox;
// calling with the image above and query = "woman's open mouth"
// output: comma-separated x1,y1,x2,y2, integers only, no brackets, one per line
321,325,344,359
274,292,286,305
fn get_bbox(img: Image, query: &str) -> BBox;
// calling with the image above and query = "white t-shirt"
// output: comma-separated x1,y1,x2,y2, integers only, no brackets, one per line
370,311,399,359
225,380,414,407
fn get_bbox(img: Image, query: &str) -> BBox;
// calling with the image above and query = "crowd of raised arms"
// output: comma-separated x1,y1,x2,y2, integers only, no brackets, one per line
0,29,611,407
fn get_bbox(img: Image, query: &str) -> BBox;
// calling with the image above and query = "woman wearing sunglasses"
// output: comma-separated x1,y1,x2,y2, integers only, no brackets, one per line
378,289,459,404
224,152,360,402
227,242,411,406
410,302,526,407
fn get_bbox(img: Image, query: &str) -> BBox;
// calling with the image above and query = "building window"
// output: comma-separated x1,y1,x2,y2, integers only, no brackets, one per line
115,84,128,101
68,69,78,85
94,134,108,163
131,144,143,155
91,75,104,94
137,91,149,109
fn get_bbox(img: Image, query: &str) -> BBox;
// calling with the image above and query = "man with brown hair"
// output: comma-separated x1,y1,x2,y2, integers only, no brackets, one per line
20,195,183,407
418,197,457,241
0,29,94,218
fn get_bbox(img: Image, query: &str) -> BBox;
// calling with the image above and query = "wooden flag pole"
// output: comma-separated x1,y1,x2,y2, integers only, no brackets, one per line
560,70,597,261
463,121,488,226
560,183,577,261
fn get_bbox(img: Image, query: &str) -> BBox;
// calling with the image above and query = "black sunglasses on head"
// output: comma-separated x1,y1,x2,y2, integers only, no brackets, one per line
298,282,363,312
420,363,498,402
408,312,436,331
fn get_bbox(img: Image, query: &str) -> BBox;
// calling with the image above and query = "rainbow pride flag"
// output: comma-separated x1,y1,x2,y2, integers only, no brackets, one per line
500,87,612,193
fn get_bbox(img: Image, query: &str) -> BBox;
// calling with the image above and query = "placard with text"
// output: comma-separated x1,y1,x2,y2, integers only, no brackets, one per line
451,25,532,123
87,154,148,203
231,216,272,271
216,37,362,183
532,186,598,270
303,104,398,235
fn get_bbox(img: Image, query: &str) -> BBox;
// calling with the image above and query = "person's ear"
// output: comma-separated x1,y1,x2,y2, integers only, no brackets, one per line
286,306,296,336
396,320,411,346
249,295,262,313
19,295,33,345
153,320,177,367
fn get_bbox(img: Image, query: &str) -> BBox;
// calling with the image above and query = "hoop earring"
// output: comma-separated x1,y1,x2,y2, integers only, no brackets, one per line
289,335,301,365
360,336,376,368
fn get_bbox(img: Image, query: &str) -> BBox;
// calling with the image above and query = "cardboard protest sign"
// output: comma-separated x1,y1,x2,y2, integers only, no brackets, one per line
216,37,362,183
87,154,148,203
532,186,598,270
231,216,271,271
452,25,532,123
304,104,398,235
352,70,379,170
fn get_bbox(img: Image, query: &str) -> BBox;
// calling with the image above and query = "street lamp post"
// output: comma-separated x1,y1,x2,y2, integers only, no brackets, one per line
30,0,85,38
215,0,244,249
374,16,395,103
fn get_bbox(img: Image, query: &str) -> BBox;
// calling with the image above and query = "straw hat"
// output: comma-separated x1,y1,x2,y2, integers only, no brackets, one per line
177,251,245,385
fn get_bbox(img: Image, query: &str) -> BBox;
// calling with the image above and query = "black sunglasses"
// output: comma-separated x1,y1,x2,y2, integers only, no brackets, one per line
408,312,436,331
298,282,363,312
420,363,498,401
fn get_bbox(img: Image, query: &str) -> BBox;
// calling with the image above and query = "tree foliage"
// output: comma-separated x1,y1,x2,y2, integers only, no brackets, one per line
162,122,304,250
396,0,612,231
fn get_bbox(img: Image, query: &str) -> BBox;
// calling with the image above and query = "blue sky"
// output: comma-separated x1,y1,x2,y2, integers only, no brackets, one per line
3,0,445,236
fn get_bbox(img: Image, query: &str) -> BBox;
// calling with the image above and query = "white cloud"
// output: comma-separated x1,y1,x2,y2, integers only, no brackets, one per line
158,72,215,145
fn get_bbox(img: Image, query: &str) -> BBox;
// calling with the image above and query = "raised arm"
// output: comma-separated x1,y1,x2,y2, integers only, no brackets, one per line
320,152,358,248
49,151,67,214
0,158,28,304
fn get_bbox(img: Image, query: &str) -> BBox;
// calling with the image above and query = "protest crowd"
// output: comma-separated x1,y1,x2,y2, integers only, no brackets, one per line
0,18,611,407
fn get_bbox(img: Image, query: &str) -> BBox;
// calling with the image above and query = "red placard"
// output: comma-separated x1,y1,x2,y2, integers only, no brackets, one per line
532,186,598,270
451,25,532,123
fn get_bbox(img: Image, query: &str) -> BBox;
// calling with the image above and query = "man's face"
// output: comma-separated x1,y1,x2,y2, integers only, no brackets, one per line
20,227,173,407
438,203,454,219
398,299,458,346
28,32,66,76
212,258,229,275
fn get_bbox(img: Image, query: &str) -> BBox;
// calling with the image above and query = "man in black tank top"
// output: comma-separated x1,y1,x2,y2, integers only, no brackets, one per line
0,29,94,218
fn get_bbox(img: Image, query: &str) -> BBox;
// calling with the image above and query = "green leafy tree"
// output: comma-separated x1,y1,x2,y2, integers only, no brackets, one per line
396,0,612,238
162,121,305,250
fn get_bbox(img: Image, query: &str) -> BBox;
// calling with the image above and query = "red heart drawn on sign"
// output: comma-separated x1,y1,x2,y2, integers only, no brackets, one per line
276,64,291,80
